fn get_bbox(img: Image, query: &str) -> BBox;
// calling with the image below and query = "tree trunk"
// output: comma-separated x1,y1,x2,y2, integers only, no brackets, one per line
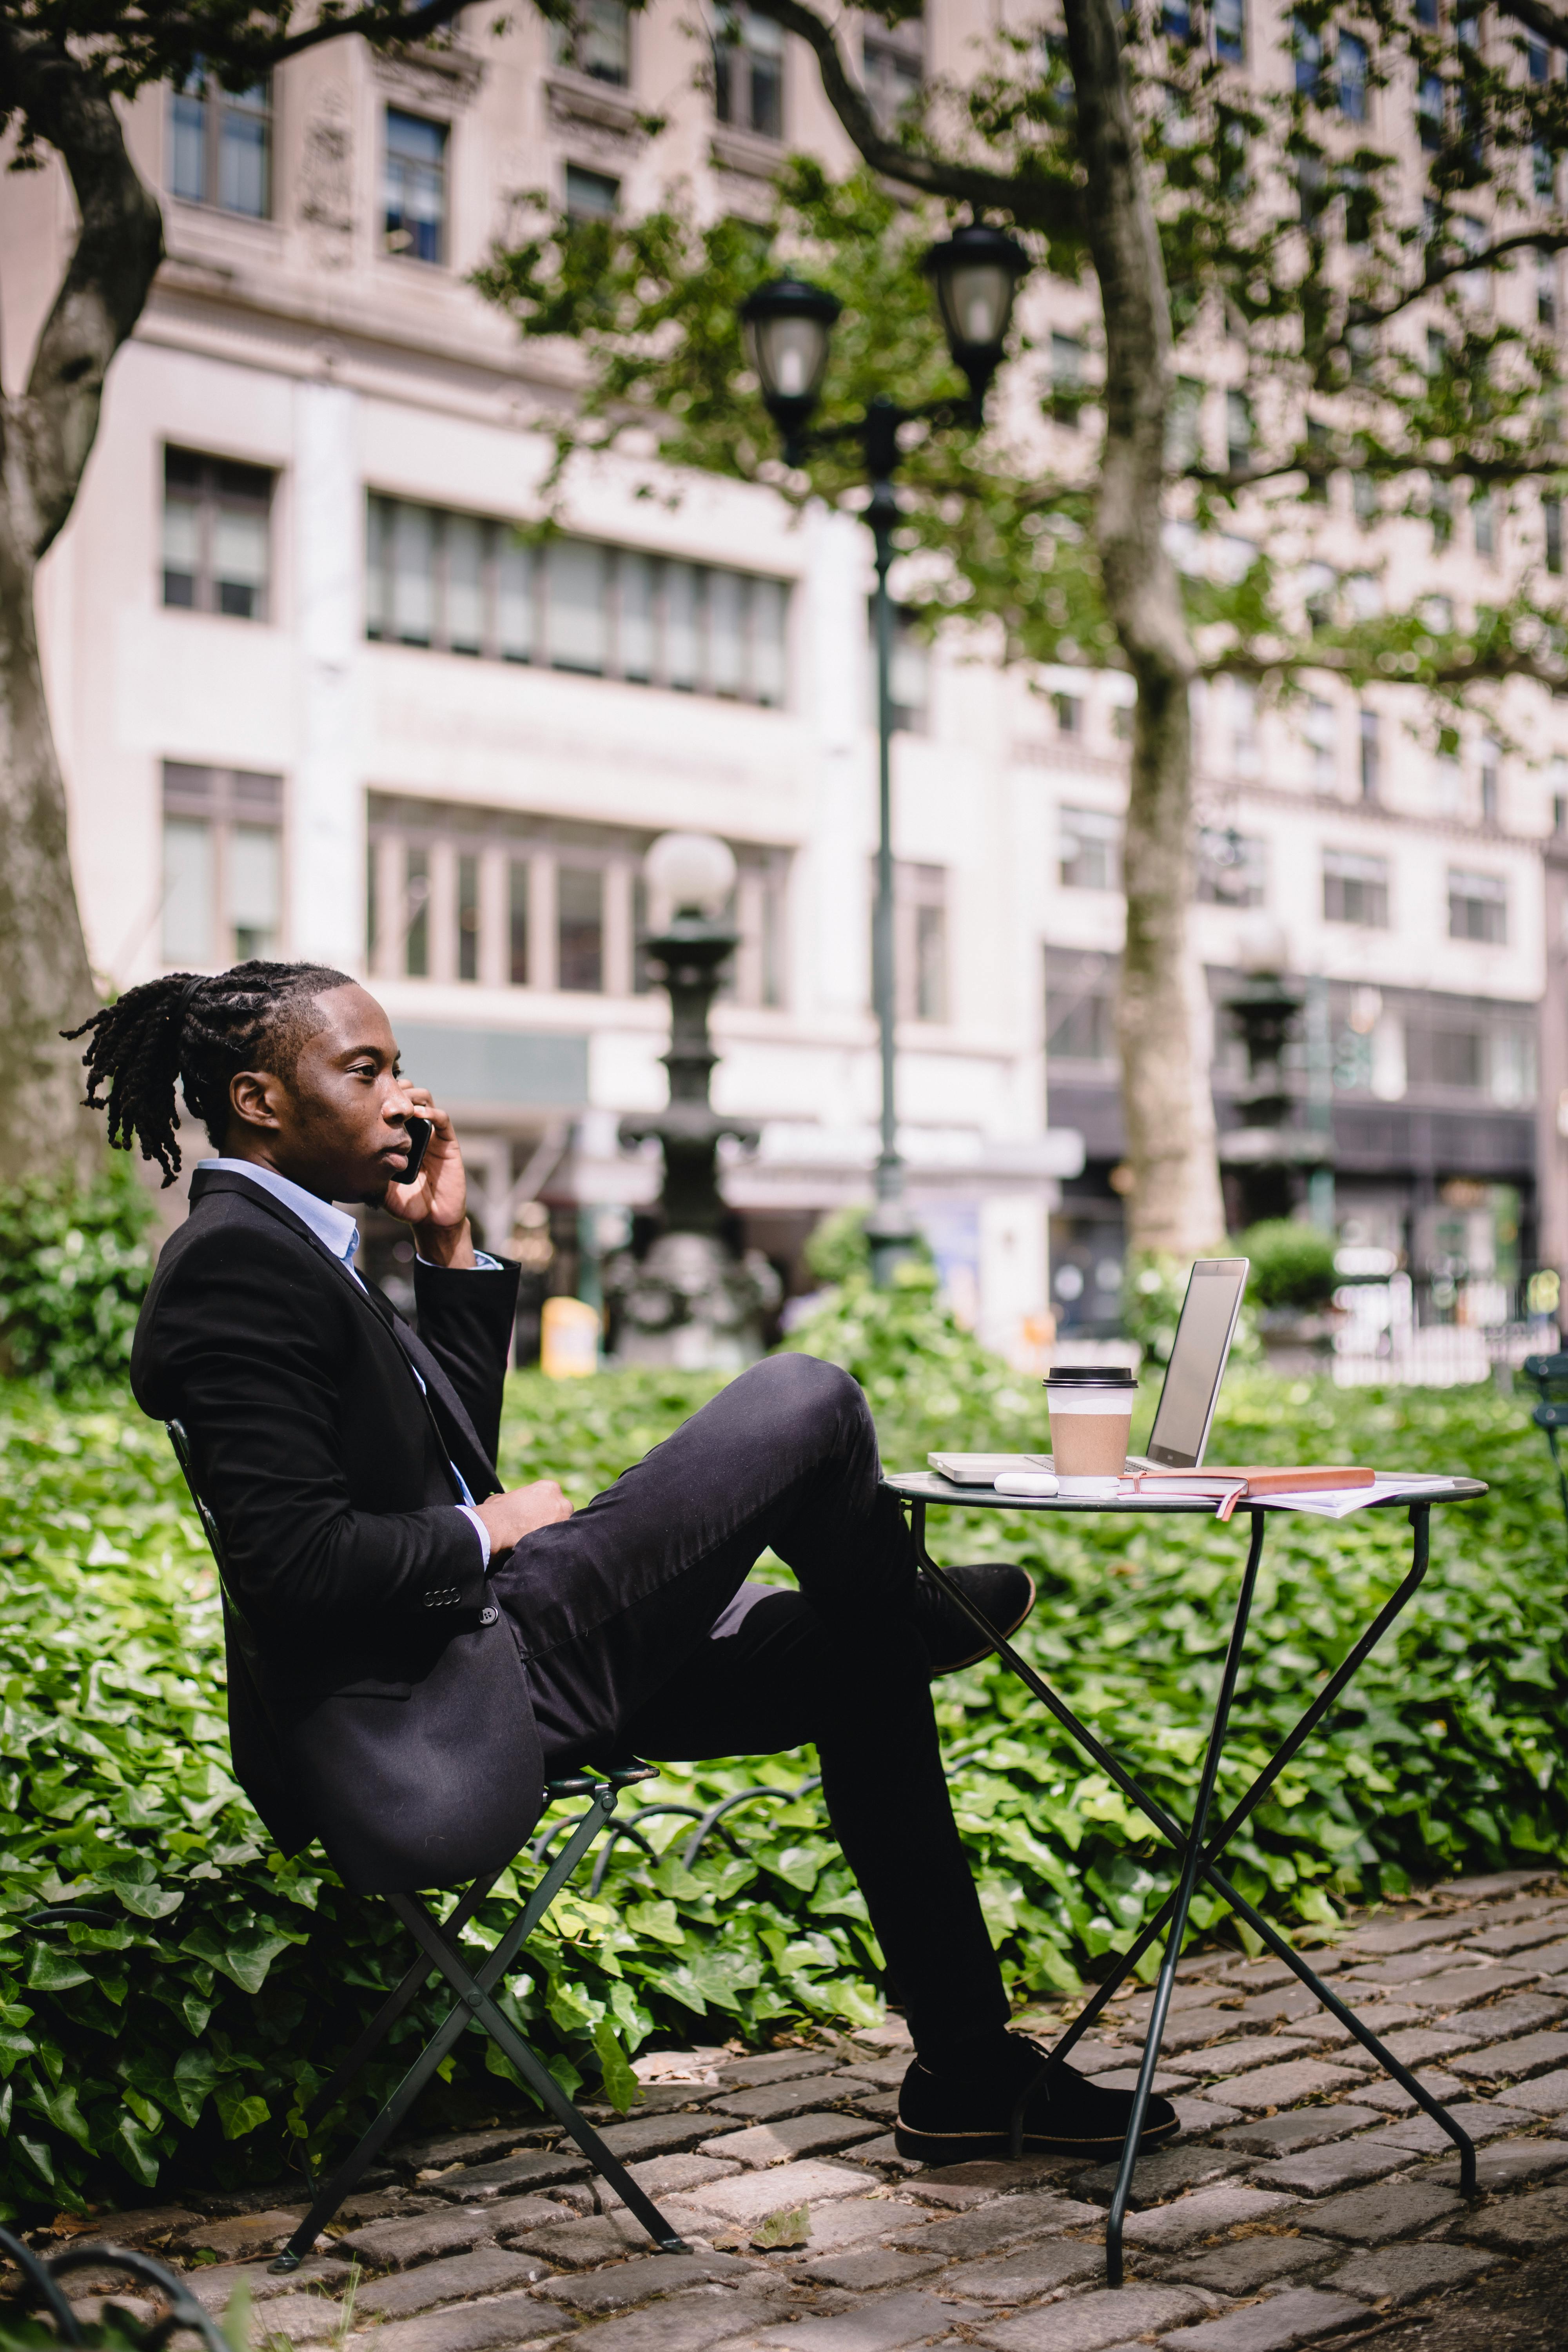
0,34,163,1185
1061,0,1225,1258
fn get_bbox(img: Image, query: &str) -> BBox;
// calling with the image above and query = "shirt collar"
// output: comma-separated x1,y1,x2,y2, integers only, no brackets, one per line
199,1159,363,1273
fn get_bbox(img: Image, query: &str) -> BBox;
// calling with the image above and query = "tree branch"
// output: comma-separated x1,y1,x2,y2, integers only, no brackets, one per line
230,0,472,72
1,31,163,561
1494,0,1568,52
1348,219,1568,331
744,0,1082,237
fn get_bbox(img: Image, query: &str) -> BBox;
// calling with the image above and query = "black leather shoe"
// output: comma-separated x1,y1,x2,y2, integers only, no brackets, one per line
895,2040,1180,2164
911,1562,1036,1675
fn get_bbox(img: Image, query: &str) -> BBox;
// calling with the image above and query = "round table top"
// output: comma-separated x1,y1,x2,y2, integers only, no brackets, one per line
882,1470,1489,1515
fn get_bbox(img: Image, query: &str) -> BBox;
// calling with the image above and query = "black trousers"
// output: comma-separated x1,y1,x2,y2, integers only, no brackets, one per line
486,1352,1008,2063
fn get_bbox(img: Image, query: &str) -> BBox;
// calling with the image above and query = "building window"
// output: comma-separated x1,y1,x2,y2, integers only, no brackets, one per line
162,447,272,620
1547,494,1564,575
893,863,947,1024
552,0,632,85
1479,735,1500,824
1225,389,1252,471
384,109,447,263
1473,487,1495,557
1195,826,1266,907
367,794,789,1007
170,71,272,217
1323,847,1390,927
1059,805,1122,892
1337,32,1367,121
1046,950,1117,1062
863,10,924,135
1359,708,1381,802
565,164,619,220
1448,868,1508,944
1431,1029,1485,1089
162,764,283,967
1536,142,1557,205
1213,0,1246,64
1165,377,1203,470
1053,691,1082,735
366,499,790,705
1418,73,1444,149
714,3,785,139
1051,333,1084,426
1305,696,1336,788
867,602,931,734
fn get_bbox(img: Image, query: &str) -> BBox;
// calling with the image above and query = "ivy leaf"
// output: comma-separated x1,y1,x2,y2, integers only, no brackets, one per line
179,1920,292,1996
591,2019,638,2115
212,2080,270,2140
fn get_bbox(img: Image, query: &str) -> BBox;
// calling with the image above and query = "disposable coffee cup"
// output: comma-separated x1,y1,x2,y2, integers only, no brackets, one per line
1044,1366,1137,1488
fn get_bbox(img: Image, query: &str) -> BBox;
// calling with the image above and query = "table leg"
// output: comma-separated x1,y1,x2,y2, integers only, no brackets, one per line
1099,1508,1267,2283
907,1494,1479,2266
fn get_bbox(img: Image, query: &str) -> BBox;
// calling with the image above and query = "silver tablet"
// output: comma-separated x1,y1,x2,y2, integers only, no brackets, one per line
1143,1258,1250,1470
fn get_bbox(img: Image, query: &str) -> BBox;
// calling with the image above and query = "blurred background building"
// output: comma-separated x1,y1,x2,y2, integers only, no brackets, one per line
8,0,1567,1365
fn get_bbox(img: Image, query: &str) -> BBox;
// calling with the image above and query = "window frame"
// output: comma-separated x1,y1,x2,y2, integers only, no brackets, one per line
1058,804,1123,893
1322,846,1390,929
713,2,786,140
162,763,286,968
162,445,274,622
383,106,450,267
1448,868,1508,945
169,69,274,220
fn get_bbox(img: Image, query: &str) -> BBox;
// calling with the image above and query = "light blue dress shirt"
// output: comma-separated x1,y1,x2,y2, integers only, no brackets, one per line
198,1158,497,1566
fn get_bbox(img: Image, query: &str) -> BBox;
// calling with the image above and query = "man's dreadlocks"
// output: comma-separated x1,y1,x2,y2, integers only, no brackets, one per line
65,961,353,1185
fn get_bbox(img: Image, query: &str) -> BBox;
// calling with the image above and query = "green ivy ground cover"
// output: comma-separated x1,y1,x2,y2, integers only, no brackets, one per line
1,1291,1564,2220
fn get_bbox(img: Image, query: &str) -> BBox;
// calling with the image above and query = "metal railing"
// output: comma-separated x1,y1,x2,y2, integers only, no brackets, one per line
1331,1270,1559,1388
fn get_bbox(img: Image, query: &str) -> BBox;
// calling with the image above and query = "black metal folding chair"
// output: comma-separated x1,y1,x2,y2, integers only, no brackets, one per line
165,1419,691,2275
1522,1350,1568,1547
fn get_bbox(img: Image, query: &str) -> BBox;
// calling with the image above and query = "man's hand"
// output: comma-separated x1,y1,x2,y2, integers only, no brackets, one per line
383,1092,474,1267
475,1481,573,1554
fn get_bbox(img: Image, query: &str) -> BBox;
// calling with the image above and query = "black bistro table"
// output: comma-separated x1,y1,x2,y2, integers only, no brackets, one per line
882,1468,1488,2286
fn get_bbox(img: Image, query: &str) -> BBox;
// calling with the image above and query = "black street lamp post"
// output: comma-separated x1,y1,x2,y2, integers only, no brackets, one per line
740,225,1027,1285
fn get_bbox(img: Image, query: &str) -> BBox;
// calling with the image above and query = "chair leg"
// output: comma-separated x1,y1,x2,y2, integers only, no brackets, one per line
390,1893,691,2255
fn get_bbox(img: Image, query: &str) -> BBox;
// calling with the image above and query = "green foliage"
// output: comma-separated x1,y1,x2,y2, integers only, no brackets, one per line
0,1160,154,1390
1,1335,1564,2219
1236,1221,1339,1314
802,1206,934,1288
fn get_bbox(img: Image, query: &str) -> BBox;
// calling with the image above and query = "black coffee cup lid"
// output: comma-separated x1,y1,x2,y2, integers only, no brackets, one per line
1042,1365,1138,1387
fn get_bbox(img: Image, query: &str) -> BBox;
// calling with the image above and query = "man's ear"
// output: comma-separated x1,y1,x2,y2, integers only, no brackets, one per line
229,1069,285,1134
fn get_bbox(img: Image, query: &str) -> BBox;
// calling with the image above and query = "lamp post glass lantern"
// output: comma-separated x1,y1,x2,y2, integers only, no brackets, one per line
740,223,1027,1285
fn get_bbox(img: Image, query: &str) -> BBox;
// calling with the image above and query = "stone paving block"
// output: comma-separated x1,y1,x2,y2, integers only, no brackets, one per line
430,2150,592,2201
597,2152,744,2212
1510,1938,1568,1975
1119,2182,1299,2250
183,2259,348,2313
1246,2139,1412,2198
1450,2027,1568,2081
976,2283,1212,2352
334,2208,498,2272
1123,1984,1246,2021
249,2291,341,2345
1303,2178,1463,2244
74,2205,201,2250
1217,2107,1385,2157
1165,2236,1344,2296
699,2114,884,2169
718,2052,842,2089
1367,2100,1536,2154
833,2058,909,2090
1440,1993,1566,2041
1283,2007,1426,2049
1074,2145,1250,2207
901,2159,1082,2208
1430,2134,1568,2192
844,2090,900,2122
1052,2040,1137,2075
1338,2028,1480,2073
1147,2015,1242,2056
891,2190,1107,2261
1441,1869,1560,1899
1170,2096,1245,2136
535,2250,763,2314
169,2210,305,2263
1352,2069,1467,2115
1189,2037,1316,2078
399,2125,554,2175
1325,2240,1500,2308
783,2197,927,2255
1499,2065,1568,2115
1338,1916,1470,1957
1460,1915,1568,1956
800,2250,942,2293
337,2189,444,2224
583,2284,819,2352
1397,1965,1537,2009
935,2241,1107,2302
1083,2067,1195,2096
596,2111,725,2159
459,2194,578,2239
748,2286,984,2352
836,2133,915,2171
710,2079,867,2125
353,2245,558,2320
698,2159,876,2225
357,2287,569,2352
503,2211,690,2268
1456,2182,1568,2250
1214,2061,1365,2112
1154,2285,1372,2350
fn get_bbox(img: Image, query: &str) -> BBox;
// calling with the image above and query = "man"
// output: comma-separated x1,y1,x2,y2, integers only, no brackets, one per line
73,956,1176,2164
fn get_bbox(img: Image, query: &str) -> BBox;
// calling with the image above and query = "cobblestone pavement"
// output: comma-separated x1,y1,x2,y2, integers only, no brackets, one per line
33,1868,1568,2352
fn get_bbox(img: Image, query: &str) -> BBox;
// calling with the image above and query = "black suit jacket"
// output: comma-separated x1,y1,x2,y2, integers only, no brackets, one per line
131,1168,542,1894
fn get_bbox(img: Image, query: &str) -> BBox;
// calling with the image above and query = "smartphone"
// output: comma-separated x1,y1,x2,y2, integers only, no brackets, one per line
401,1117,433,1184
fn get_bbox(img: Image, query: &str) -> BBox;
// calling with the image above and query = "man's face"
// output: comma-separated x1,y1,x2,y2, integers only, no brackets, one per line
223,983,417,1202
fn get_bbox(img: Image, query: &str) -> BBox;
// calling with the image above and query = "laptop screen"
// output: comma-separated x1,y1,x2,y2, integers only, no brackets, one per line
1145,1259,1250,1468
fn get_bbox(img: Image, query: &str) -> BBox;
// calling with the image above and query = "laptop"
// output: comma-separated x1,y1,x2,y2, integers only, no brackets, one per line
930,1257,1250,1485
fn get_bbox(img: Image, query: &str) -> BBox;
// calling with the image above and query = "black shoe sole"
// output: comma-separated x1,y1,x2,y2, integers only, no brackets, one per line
893,2108,1181,2164
933,1572,1038,1674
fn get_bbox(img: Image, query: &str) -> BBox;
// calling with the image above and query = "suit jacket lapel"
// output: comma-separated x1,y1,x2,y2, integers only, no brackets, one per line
191,1171,499,1494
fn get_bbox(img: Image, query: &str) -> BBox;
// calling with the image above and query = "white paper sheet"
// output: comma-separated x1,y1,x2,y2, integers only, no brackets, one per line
1259,1475,1465,1519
